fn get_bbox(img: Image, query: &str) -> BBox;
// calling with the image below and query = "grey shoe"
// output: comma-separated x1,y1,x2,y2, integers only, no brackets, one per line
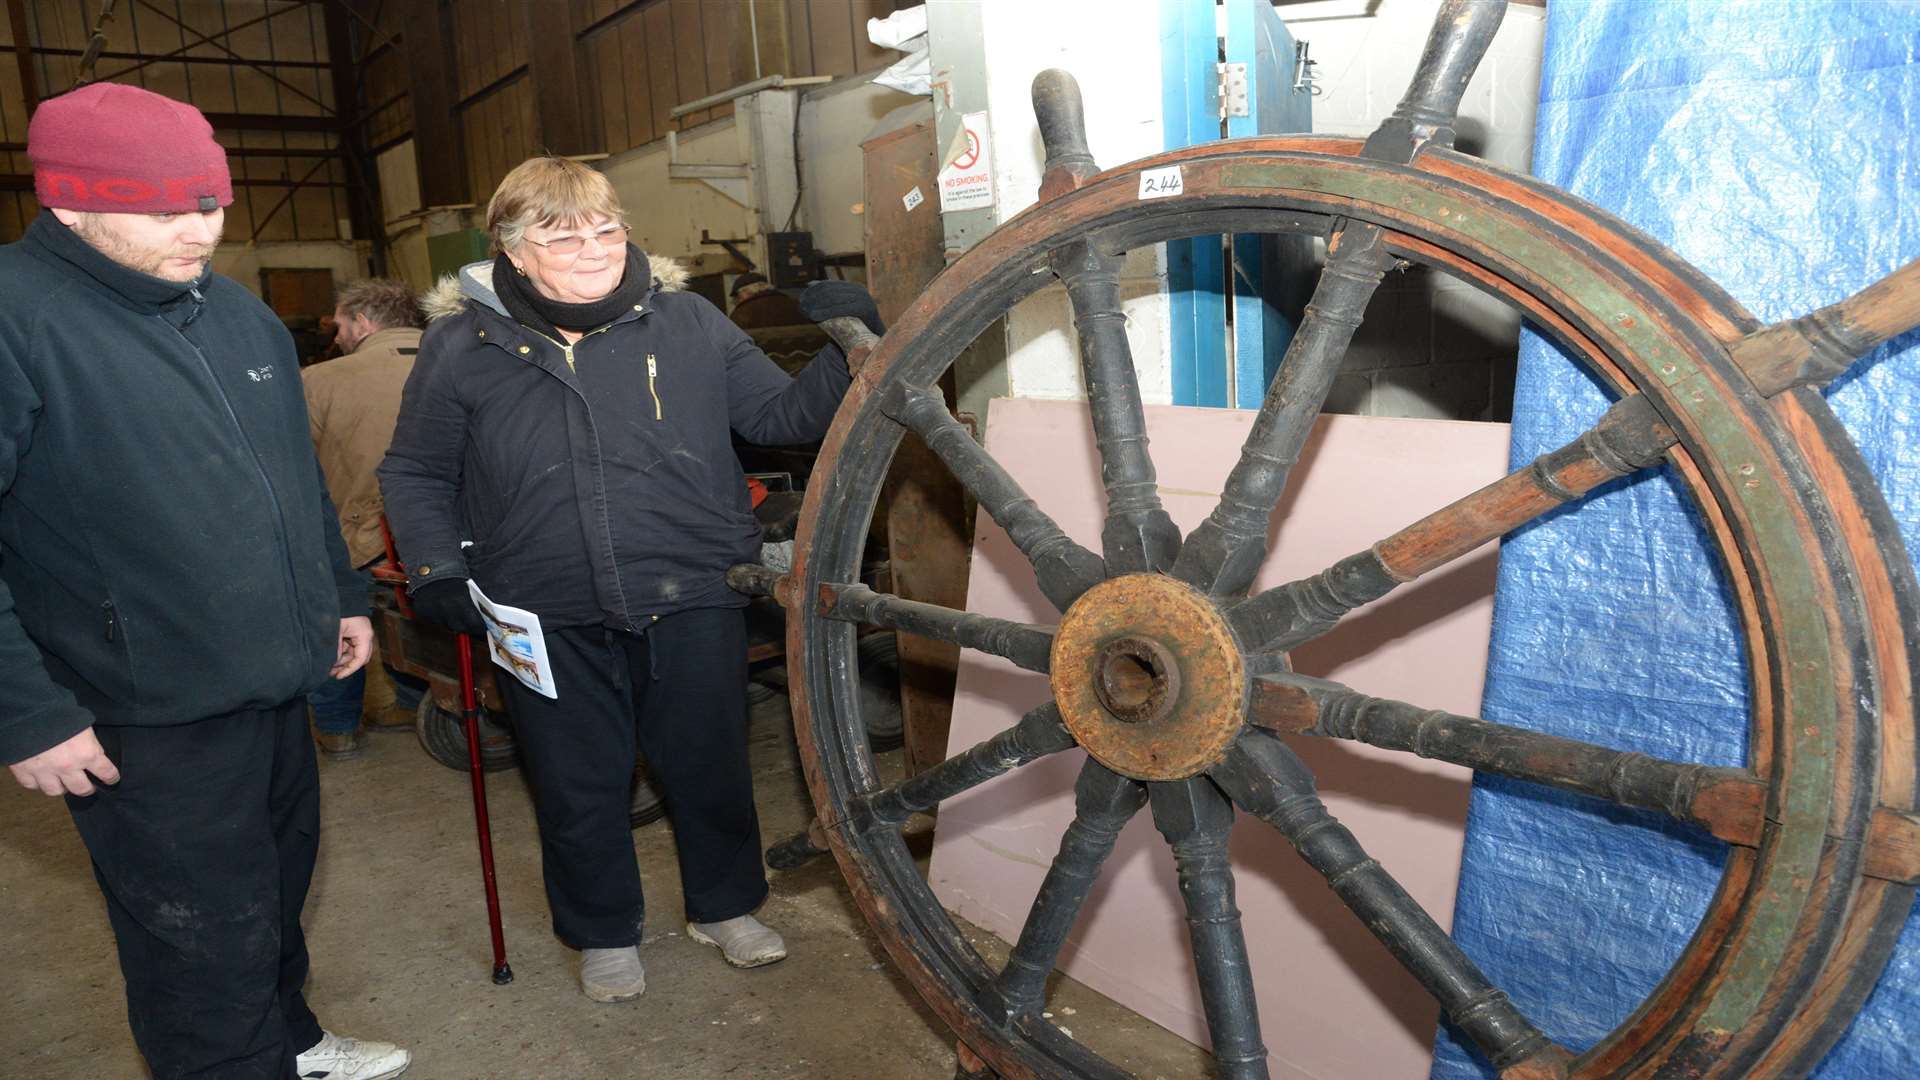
686,914,787,968
580,945,645,1002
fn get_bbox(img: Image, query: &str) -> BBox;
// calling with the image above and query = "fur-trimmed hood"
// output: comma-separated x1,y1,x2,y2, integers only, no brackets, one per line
421,251,689,322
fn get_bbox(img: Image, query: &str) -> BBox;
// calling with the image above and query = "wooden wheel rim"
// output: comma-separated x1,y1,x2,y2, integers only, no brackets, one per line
781,138,1918,1080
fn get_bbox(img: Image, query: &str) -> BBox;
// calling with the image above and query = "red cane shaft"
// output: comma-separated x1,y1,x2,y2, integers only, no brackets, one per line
457,635,513,983
377,515,413,617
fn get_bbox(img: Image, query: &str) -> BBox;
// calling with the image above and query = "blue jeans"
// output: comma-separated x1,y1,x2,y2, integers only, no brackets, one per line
308,665,366,735
309,574,427,734
309,662,426,735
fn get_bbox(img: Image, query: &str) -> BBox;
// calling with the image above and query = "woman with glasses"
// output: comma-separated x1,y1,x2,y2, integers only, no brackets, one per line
379,156,877,1003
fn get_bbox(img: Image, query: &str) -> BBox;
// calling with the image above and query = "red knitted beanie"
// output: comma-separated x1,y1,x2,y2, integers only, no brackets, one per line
28,83,233,215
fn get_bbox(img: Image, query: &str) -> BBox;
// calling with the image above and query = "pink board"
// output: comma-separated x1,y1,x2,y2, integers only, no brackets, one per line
926,398,1513,1080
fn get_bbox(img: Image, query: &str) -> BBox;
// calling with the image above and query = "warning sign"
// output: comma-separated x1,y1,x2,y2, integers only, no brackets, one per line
937,111,994,212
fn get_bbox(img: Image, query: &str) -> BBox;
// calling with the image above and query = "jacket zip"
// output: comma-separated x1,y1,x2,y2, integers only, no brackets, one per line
529,324,614,373
166,301,307,650
102,600,117,642
503,323,641,631
646,354,662,419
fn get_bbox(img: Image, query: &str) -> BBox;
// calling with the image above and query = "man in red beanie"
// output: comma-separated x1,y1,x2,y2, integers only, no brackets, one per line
0,82,411,1080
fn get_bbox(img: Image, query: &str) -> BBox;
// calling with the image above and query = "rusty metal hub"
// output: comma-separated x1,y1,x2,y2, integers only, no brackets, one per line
1051,573,1247,780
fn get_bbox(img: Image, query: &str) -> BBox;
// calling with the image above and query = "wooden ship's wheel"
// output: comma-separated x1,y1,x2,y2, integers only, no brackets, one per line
731,1,1920,1076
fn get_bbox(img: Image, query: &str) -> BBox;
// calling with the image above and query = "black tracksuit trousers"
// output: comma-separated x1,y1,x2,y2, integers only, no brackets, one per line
64,700,324,1079
497,607,768,949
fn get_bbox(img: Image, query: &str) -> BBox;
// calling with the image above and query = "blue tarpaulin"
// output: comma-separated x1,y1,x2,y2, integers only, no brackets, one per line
1430,3,1920,1078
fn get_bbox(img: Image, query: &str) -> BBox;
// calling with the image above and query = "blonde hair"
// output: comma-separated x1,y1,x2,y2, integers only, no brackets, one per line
486,156,626,253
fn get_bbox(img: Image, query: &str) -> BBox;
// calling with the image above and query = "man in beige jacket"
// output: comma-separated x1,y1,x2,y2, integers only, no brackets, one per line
304,278,425,758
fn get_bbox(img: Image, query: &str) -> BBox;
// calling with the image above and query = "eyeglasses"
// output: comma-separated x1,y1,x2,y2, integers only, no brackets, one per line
523,223,629,256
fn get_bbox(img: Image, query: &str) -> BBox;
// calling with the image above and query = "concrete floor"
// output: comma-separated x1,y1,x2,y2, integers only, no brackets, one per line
0,697,1208,1079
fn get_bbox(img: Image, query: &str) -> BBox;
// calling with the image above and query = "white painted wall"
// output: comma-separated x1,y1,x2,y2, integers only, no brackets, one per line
965,0,1175,404
931,0,1547,418
1286,0,1544,171
1286,0,1547,420
596,76,914,275
376,141,423,222
600,116,755,273
801,75,921,256
374,141,434,291
214,241,363,300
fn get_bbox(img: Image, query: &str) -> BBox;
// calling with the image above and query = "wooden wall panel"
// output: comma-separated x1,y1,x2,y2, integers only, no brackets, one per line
784,0,815,77
805,0,855,79
453,0,531,99
457,75,537,206
851,0,896,73
642,3,676,142
574,0,622,33
700,1,739,122
0,9,31,171
619,13,653,147
669,0,710,126
452,0,478,98
567,0,910,160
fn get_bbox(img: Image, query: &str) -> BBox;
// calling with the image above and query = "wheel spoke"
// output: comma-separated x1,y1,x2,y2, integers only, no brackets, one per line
985,760,1147,1021
852,703,1076,828
1212,728,1566,1073
1227,394,1675,653
1148,778,1270,1080
818,582,1055,674
1053,238,1183,574
880,381,1105,610
1250,673,1767,845
1732,256,1920,396
1169,225,1394,597
1170,0,1509,599
1359,0,1510,164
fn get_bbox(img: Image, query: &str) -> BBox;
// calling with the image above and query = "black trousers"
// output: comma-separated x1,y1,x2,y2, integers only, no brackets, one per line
64,700,324,1080
497,608,767,948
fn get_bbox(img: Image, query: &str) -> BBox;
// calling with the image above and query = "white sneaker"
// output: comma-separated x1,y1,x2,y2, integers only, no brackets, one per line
687,914,788,968
580,945,647,1002
296,1031,411,1080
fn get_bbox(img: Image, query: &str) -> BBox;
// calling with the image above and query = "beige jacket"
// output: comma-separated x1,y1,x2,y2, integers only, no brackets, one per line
303,325,423,568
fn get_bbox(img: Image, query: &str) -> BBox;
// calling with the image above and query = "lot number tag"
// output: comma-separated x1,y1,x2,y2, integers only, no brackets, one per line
1138,166,1184,200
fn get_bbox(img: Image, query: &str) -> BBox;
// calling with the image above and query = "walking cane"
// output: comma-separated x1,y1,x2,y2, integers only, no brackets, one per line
379,517,512,984
457,633,514,985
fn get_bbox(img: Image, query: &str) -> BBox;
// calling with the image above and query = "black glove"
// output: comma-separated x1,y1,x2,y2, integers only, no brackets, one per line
408,577,487,637
798,280,884,336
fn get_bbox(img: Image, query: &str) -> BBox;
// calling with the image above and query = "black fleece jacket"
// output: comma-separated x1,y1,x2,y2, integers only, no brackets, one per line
379,256,849,629
0,212,364,764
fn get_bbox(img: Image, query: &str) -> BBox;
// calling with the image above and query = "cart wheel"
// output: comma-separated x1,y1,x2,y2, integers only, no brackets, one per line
415,695,519,773
759,28,1920,1080
630,755,667,828
754,645,899,751
857,632,904,752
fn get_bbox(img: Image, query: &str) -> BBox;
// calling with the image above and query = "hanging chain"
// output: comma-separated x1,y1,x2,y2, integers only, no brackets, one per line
71,0,119,90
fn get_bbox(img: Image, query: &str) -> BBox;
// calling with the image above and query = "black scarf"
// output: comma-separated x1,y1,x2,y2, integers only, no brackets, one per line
493,244,651,336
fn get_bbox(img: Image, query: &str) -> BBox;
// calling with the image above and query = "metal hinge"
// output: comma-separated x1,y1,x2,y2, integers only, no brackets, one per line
1293,41,1321,96
1218,62,1250,119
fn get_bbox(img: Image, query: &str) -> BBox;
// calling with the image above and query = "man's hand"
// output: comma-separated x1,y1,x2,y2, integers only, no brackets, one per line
8,727,120,797
332,616,374,678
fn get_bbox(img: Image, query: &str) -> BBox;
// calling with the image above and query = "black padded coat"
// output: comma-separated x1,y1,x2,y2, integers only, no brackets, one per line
378,254,849,630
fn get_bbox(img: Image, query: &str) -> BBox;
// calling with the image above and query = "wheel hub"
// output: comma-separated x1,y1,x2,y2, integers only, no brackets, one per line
1051,573,1248,780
